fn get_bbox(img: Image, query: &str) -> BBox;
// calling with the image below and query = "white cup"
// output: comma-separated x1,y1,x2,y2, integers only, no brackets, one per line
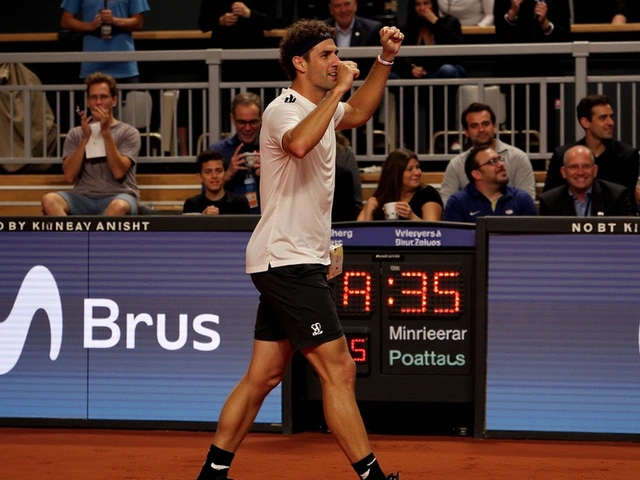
383,202,399,220
244,153,256,169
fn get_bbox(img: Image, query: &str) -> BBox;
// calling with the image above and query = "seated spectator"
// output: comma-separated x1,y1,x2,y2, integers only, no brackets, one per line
494,0,571,42
438,0,495,26
573,1,628,25
358,148,443,221
324,0,383,48
208,92,262,213
183,150,250,215
543,94,639,195
443,145,536,222
397,0,465,80
439,102,535,206
335,132,363,220
396,0,466,149
198,1,273,81
41,73,140,216
540,145,635,216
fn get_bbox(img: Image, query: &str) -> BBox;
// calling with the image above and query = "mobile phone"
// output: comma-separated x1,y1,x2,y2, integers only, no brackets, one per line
76,106,83,116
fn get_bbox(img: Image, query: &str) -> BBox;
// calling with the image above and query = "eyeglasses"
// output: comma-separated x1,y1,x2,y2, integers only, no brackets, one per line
565,164,595,172
476,155,504,169
235,119,261,128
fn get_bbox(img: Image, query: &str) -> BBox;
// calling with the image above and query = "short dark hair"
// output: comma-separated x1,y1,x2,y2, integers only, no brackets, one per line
85,72,117,98
196,150,225,174
464,145,491,183
231,92,262,116
461,102,496,130
279,20,336,80
577,94,611,122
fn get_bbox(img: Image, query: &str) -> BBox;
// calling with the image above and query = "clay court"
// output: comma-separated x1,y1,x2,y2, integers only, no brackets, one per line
2,427,639,479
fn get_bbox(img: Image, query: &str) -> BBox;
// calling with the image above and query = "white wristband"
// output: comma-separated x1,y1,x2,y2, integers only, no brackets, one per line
376,54,394,67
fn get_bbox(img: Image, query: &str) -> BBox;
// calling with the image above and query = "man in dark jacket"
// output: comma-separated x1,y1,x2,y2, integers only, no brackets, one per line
540,145,635,216
543,94,639,195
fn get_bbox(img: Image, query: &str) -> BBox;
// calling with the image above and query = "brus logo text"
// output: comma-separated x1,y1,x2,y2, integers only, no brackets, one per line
0,266,222,376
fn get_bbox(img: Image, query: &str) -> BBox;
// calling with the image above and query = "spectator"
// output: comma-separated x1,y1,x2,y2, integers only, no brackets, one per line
358,148,443,220
494,0,571,43
573,1,628,25
443,145,536,222
543,94,639,195
198,1,273,81
397,0,465,82
540,145,635,216
208,92,262,214
60,0,150,82
397,0,466,150
493,0,571,150
183,150,251,215
438,0,495,26
439,102,535,206
324,0,384,48
41,73,140,216
333,132,363,221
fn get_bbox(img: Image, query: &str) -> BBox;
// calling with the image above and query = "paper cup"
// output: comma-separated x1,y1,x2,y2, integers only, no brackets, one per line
383,202,399,220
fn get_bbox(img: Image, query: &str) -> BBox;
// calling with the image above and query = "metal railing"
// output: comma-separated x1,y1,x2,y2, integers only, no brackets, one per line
1,41,640,170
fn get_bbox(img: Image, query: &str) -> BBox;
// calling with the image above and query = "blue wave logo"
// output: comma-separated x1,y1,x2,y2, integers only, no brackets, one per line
0,266,63,375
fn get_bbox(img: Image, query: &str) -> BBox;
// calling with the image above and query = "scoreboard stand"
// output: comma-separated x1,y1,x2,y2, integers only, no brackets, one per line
293,221,476,434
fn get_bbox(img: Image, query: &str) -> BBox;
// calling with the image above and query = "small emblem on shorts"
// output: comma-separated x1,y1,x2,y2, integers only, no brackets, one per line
311,323,323,336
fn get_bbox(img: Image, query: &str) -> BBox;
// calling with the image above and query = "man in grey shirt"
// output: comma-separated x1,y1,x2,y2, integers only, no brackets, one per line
439,102,536,206
41,72,140,215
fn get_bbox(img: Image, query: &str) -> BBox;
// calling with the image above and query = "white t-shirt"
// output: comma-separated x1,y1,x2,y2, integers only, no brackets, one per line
246,88,346,274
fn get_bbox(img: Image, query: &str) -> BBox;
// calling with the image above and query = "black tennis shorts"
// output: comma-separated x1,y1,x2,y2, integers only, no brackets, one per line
250,264,344,351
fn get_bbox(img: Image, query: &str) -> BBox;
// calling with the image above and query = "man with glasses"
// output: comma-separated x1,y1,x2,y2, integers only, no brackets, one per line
208,92,263,213
443,145,536,222
539,145,634,216
439,102,536,206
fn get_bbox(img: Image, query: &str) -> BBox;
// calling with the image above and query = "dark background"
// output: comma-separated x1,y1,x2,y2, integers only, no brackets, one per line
0,1,398,34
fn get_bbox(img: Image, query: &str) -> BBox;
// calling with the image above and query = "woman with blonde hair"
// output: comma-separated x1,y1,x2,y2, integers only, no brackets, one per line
358,148,443,221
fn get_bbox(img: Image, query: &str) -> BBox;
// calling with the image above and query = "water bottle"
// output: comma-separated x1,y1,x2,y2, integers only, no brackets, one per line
100,1,112,40
244,175,259,210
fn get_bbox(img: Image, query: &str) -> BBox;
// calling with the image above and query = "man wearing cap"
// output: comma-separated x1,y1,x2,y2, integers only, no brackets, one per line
195,18,403,480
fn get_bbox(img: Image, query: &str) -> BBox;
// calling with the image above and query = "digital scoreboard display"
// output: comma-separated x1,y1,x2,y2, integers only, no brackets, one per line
303,222,476,403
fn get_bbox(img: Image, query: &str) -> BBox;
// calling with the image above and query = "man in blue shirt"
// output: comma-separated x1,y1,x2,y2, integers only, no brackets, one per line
61,0,150,81
208,92,262,213
444,145,537,222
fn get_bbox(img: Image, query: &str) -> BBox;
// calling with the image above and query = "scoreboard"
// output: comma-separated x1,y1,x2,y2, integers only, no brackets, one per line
302,222,476,403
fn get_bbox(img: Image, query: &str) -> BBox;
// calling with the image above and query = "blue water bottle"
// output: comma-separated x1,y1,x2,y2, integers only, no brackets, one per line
244,175,258,210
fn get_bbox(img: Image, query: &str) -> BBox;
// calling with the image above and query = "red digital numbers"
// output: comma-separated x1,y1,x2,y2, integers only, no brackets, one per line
341,270,373,313
387,269,462,315
348,336,368,363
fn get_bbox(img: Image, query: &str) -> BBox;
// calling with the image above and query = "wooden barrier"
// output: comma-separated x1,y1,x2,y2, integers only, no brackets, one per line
0,173,200,216
2,24,640,43
0,170,547,216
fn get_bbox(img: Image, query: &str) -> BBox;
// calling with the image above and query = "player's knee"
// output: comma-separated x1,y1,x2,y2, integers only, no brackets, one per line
248,367,286,395
319,353,356,388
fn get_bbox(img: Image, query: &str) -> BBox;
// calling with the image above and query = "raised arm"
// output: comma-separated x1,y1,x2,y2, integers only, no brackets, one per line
337,26,404,131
